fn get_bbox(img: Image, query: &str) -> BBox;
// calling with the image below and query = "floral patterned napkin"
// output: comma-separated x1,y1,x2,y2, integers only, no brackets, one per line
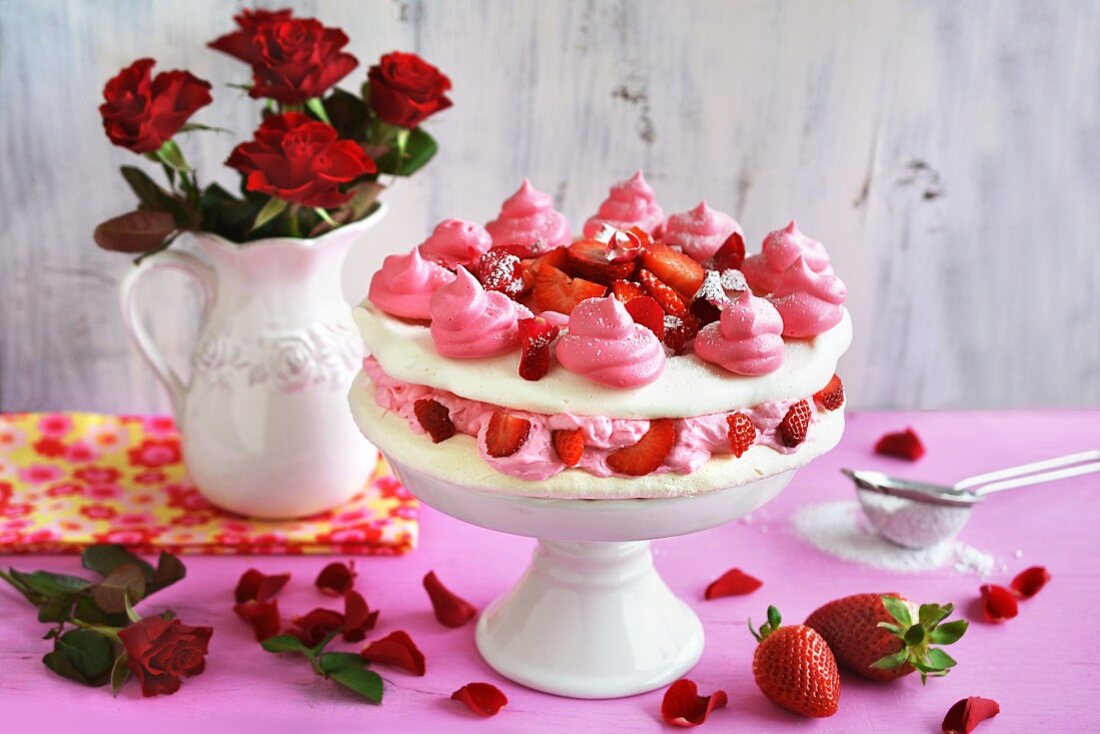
0,412,417,555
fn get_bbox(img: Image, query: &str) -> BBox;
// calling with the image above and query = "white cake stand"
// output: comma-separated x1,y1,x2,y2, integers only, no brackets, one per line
386,457,795,699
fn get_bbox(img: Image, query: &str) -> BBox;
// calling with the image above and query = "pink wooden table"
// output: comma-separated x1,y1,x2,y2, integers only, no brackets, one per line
1,410,1098,733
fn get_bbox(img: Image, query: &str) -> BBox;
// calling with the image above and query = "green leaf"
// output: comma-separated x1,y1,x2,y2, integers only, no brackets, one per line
251,197,288,231
320,652,365,675
7,569,90,599
91,564,146,614
94,210,177,253
876,621,903,635
119,166,190,225
903,624,926,645
110,652,131,696
373,127,438,177
44,630,114,686
72,595,128,627
37,593,75,623
325,88,368,141
329,665,383,703
918,603,951,628
766,606,781,629
881,596,912,627
178,122,232,134
926,648,957,670
83,545,155,581
262,635,307,654
929,619,969,645
146,551,186,595
870,649,909,670
155,139,190,172
313,207,337,226
306,97,331,124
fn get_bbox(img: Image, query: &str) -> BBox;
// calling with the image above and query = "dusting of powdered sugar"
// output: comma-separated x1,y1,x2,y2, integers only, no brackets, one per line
792,501,1001,576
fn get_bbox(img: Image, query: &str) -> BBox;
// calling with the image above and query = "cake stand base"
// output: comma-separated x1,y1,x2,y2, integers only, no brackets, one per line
475,539,703,699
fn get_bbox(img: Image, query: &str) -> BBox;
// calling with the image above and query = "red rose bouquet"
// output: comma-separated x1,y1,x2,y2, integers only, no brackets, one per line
95,8,452,254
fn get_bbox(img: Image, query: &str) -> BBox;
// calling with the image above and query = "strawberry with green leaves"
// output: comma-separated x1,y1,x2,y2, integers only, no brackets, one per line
805,593,968,683
750,606,840,718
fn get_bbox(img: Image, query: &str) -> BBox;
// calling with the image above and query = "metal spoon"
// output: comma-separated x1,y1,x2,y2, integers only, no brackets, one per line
842,450,1100,549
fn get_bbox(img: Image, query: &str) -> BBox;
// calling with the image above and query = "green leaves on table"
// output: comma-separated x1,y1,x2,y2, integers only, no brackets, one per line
260,631,383,703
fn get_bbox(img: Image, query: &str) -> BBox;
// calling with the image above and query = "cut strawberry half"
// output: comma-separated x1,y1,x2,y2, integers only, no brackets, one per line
638,268,688,317
611,279,645,303
567,239,637,283
485,412,532,458
814,374,845,411
641,241,705,297
712,230,746,271
606,418,676,476
474,247,526,299
532,263,607,315
607,228,644,263
726,413,756,458
413,399,456,443
551,429,585,466
624,295,666,339
663,313,700,355
517,317,560,381
779,400,811,447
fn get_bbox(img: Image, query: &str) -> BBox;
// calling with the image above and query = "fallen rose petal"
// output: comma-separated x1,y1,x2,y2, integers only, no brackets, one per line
361,630,425,676
979,584,1018,623
661,678,729,727
1010,566,1050,599
942,696,1000,733
290,607,345,646
874,428,925,461
234,569,291,603
451,682,507,717
316,561,356,595
424,570,477,628
234,599,281,642
342,589,380,642
704,568,763,600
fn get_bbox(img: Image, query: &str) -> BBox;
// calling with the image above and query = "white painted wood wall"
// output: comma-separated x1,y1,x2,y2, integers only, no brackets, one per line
1,0,1098,412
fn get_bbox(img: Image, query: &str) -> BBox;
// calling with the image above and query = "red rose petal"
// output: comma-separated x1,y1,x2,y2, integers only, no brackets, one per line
1010,566,1051,599
290,608,345,647
661,678,729,727
233,599,281,642
423,571,477,628
342,589,380,642
979,584,1019,623
361,630,425,676
451,682,507,717
942,696,1001,733
234,569,291,603
874,427,926,461
316,561,356,596
703,568,763,600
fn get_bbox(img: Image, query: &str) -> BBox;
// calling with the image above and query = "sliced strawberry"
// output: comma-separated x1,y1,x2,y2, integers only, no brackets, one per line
813,374,844,411
624,296,666,339
532,263,607,315
566,239,637,283
607,228,644,263
625,226,655,249
690,269,749,325
611,279,645,303
726,413,756,458
517,317,560,381
413,399,456,443
638,268,688,317
485,412,532,458
779,400,812,447
551,429,585,466
606,418,676,476
662,312,700,355
475,247,525,299
712,231,746,271
641,241,705,296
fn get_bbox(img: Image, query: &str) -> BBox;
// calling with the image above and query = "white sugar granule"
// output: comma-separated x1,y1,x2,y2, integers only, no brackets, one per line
792,501,997,576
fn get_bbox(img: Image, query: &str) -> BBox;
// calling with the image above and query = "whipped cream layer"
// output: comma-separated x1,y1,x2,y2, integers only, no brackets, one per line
353,302,852,418
350,370,845,499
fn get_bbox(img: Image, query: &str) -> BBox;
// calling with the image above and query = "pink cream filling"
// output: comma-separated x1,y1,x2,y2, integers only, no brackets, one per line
363,357,822,482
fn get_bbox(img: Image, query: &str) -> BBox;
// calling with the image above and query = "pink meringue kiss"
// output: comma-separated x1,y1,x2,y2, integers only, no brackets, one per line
742,220,834,294
368,247,456,320
694,290,785,375
663,201,742,262
418,218,492,268
768,256,847,338
485,179,572,254
555,296,666,388
582,170,665,237
429,267,531,358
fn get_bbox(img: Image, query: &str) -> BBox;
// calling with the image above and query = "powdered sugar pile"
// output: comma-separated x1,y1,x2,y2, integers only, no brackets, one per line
792,501,1000,576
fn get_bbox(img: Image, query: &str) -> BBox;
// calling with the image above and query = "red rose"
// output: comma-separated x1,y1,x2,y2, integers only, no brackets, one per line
207,7,294,64
368,52,452,128
99,58,213,154
226,112,376,208
117,616,212,697
248,18,357,104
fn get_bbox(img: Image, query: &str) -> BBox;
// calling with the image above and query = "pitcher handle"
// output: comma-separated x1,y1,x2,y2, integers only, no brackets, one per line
118,250,216,420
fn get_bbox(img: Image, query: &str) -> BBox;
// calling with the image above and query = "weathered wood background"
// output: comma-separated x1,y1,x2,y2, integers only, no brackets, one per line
1,0,1097,412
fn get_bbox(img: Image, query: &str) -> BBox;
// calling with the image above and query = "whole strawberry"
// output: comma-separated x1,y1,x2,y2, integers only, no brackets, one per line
805,594,968,682
750,606,840,718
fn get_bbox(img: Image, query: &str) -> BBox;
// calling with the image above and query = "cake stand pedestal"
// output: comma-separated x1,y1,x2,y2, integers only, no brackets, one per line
389,459,795,699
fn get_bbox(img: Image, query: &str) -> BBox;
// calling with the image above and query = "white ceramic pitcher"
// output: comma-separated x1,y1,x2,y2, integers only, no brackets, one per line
118,205,386,519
